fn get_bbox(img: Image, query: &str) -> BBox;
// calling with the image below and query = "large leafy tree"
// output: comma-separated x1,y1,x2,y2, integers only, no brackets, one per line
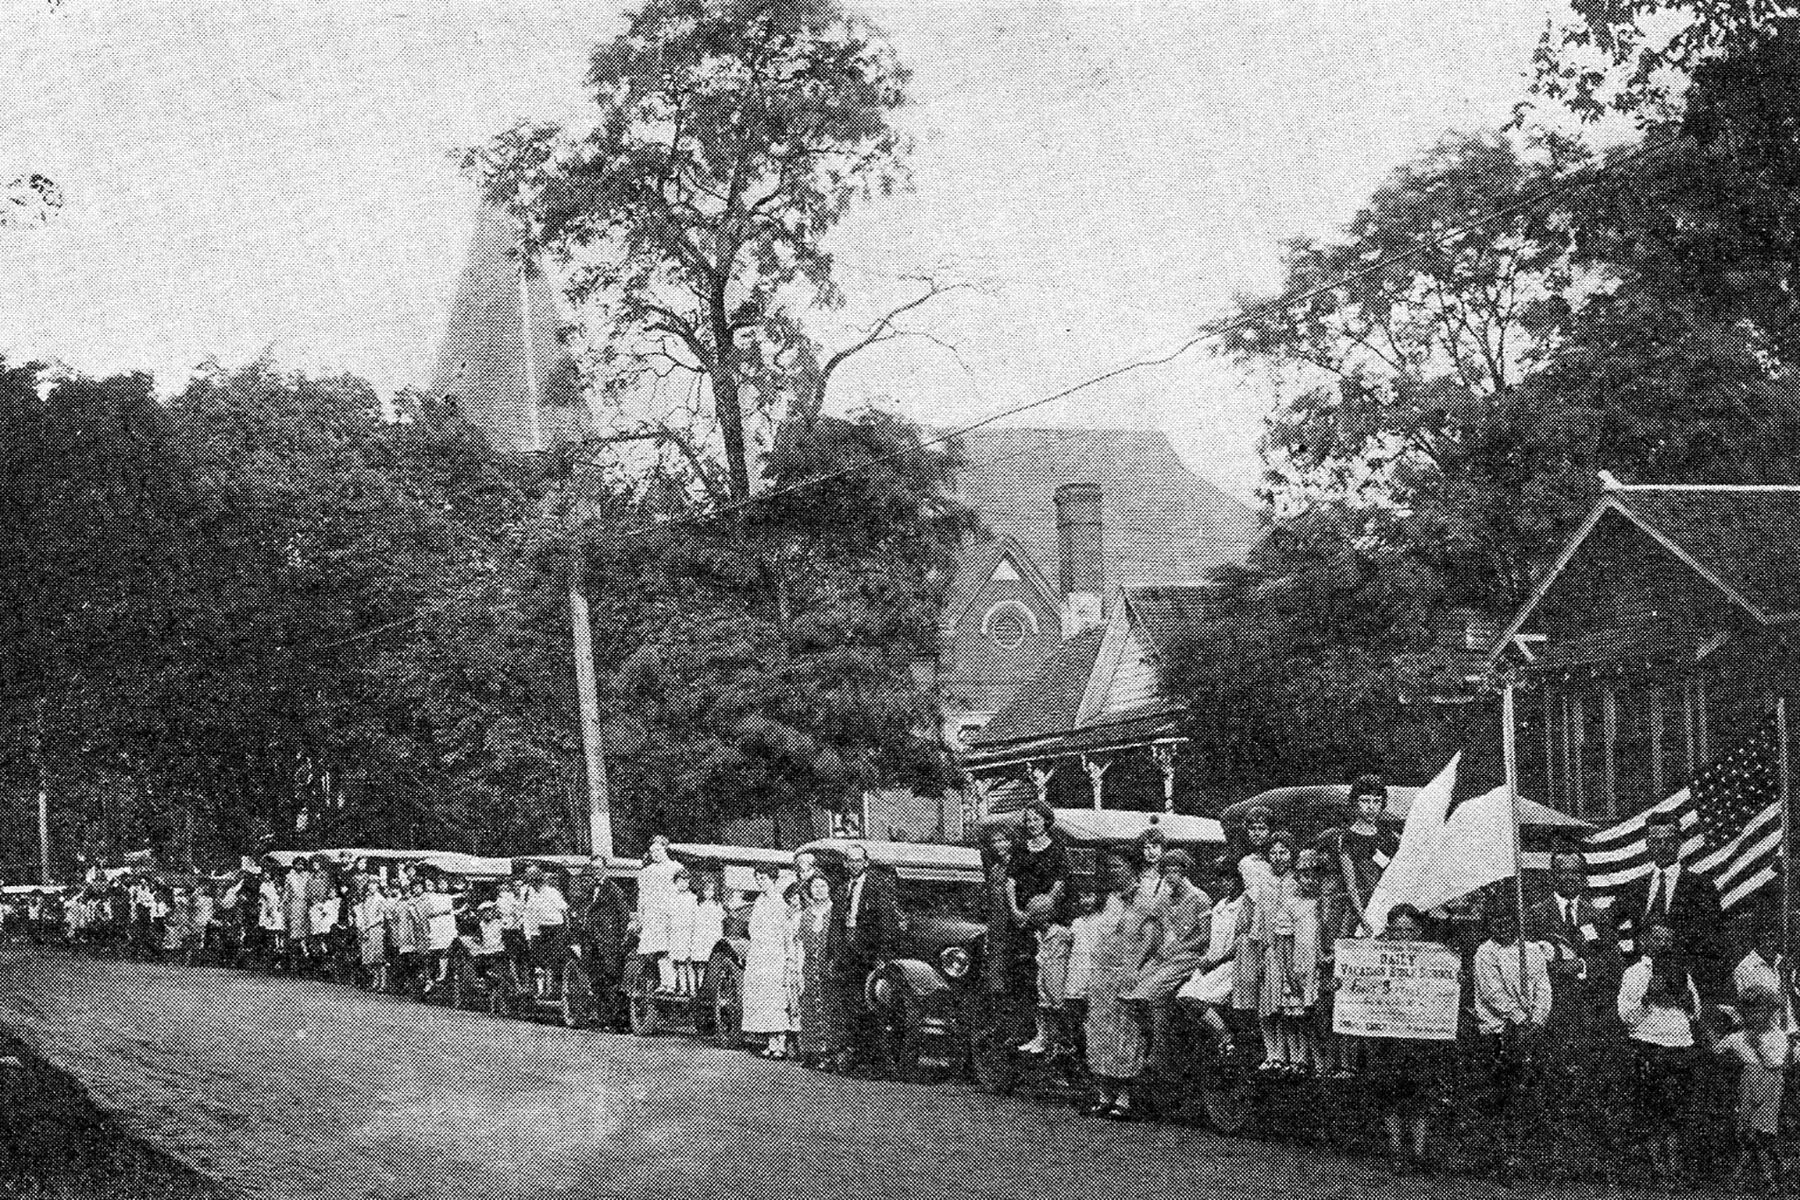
580,409,977,840
471,0,932,502
1220,132,1586,610
1174,34,1800,796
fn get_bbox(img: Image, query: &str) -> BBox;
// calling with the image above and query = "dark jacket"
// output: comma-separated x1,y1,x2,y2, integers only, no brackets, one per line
834,868,900,972
1526,892,1623,1028
580,880,631,968
1611,867,1727,996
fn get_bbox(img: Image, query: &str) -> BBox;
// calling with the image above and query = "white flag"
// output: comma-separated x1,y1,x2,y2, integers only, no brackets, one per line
1364,756,1519,934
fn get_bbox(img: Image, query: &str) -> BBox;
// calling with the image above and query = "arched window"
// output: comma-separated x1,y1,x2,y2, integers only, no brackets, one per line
982,600,1037,649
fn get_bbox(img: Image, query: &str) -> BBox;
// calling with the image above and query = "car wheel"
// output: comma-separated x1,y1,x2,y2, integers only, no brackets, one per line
625,958,659,1037
871,969,943,1084
704,953,743,1049
1202,1079,1254,1135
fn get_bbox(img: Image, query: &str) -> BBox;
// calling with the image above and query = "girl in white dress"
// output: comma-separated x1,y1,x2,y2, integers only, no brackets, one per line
636,835,683,989
741,864,794,1057
664,868,698,995
685,872,726,988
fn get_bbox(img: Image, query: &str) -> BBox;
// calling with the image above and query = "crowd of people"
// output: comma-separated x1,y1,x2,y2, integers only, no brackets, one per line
977,790,1799,1191
12,787,1800,1191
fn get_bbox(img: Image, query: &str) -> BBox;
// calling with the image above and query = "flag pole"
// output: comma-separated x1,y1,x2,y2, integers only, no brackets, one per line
1503,678,1529,991
1778,695,1792,1000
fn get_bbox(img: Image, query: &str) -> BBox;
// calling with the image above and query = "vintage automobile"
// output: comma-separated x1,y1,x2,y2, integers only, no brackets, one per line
966,809,1230,1095
794,837,988,1082
480,853,642,1029
1221,783,1590,873
622,843,793,1044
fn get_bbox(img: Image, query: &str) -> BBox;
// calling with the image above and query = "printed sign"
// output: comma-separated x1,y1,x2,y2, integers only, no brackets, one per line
1332,938,1462,1041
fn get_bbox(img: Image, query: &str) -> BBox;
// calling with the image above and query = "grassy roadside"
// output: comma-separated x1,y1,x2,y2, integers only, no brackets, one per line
0,1028,230,1200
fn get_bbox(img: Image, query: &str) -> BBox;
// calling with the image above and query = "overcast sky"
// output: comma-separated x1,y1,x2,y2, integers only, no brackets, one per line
1,0,1564,498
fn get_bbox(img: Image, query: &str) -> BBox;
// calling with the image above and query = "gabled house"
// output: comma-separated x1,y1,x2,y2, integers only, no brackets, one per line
939,427,1260,749
1488,476,1800,823
963,583,1220,816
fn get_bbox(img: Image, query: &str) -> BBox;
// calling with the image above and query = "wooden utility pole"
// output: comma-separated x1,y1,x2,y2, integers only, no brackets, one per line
518,256,613,860
33,698,50,885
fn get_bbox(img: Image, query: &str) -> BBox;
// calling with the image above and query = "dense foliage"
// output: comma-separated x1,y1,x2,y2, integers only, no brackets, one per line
1172,28,1800,797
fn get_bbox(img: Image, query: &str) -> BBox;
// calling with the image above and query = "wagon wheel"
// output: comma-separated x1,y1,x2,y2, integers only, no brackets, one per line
704,953,743,1049
625,957,659,1036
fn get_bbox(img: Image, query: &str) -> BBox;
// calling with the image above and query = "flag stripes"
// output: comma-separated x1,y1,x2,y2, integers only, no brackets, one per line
1584,720,1786,912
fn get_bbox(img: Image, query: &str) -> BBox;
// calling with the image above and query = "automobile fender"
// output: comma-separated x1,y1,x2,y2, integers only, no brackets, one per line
869,957,950,1009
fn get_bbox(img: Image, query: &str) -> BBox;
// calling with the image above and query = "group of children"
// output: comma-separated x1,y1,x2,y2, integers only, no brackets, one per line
999,783,1800,1189
633,836,728,996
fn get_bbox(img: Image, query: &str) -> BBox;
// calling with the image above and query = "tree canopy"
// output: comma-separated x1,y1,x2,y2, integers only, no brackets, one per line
1173,28,1800,796
470,0,918,501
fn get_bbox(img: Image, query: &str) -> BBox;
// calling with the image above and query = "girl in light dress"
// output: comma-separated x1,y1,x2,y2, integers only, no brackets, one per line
1083,854,1149,1120
636,835,683,992
664,868,698,995
1234,829,1313,1073
1177,854,1246,1052
1276,848,1324,1074
684,872,726,991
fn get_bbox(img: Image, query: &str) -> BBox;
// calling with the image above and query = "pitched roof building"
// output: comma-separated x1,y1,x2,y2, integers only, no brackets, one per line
939,427,1260,742
1488,477,1800,824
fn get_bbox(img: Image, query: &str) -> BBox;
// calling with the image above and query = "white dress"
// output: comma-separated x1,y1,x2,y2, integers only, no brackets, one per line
742,891,793,1035
667,892,699,963
636,859,683,955
688,900,726,963
1178,893,1243,1006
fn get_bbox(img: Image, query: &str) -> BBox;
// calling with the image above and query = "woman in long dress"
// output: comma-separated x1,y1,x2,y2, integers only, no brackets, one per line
742,864,794,1058
1083,853,1149,1120
792,874,843,1070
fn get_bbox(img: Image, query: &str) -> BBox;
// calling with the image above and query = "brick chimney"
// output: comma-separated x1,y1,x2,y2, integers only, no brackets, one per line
1055,482,1104,637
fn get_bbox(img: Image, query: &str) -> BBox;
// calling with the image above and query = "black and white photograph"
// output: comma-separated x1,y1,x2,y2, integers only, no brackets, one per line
4,0,1800,1196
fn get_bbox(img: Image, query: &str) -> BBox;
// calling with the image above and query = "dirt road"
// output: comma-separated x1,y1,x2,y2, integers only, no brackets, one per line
0,948,1649,1200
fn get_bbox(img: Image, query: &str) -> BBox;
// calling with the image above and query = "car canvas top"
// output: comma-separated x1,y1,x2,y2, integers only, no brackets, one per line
796,839,983,884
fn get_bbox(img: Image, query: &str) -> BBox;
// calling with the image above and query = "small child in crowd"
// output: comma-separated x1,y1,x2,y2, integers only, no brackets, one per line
1711,984,1794,1194
686,873,727,985
664,868,698,995
1061,886,1106,1058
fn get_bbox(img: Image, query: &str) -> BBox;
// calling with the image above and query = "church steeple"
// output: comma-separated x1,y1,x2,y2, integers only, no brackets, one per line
427,204,589,454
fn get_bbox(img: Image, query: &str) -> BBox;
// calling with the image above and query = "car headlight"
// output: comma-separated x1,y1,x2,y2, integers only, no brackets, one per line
939,945,973,979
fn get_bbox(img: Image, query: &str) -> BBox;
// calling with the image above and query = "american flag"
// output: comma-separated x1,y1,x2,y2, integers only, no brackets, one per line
1585,718,1786,912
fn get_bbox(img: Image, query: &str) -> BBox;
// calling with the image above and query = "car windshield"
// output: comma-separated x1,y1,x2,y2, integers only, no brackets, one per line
896,880,982,919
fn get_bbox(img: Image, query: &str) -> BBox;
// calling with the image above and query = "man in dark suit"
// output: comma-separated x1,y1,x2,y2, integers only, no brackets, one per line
1527,848,1626,1179
1612,811,1727,998
577,869,632,1030
833,842,901,1075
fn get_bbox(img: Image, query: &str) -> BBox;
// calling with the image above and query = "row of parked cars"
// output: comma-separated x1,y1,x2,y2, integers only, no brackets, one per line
251,810,1232,1097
